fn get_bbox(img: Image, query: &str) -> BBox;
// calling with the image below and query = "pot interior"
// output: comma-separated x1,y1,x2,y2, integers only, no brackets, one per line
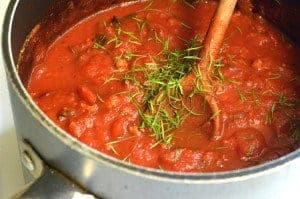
9,0,300,174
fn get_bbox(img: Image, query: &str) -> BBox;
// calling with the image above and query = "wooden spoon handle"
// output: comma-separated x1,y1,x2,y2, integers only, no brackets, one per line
203,0,238,140
200,0,238,74
189,0,237,141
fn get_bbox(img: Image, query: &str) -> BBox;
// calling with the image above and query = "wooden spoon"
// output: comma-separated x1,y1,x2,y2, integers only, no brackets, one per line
183,0,238,140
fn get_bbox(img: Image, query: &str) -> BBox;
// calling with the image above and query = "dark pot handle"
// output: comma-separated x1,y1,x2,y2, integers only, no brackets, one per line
12,141,96,199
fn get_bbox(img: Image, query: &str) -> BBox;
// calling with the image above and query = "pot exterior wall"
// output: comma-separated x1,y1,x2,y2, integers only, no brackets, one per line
8,83,300,199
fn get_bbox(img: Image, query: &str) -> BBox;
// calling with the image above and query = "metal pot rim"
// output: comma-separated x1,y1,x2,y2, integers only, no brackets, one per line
2,0,300,183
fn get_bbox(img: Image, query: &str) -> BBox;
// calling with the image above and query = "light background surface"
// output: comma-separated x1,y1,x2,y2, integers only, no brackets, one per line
0,0,25,198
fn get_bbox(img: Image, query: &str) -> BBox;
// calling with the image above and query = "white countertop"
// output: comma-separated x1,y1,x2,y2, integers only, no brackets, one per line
0,1,25,198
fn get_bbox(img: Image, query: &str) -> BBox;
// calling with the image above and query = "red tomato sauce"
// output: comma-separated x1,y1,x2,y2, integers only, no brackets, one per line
27,0,300,172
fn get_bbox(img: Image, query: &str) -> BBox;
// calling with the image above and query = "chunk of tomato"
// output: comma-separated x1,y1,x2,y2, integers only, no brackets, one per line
235,128,266,160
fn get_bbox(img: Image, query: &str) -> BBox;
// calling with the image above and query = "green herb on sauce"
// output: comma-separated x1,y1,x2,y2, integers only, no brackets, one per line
277,93,295,108
213,59,225,82
265,92,296,124
144,0,154,10
266,73,281,80
106,136,137,155
251,90,262,106
181,22,192,29
124,36,202,146
238,90,247,102
131,15,148,35
266,102,276,124
183,0,196,9
93,34,107,50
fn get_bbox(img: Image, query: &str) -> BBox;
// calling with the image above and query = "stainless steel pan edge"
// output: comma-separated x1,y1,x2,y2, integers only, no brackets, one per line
2,0,300,198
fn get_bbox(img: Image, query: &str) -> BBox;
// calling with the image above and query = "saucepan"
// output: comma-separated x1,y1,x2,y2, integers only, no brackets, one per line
2,0,300,198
